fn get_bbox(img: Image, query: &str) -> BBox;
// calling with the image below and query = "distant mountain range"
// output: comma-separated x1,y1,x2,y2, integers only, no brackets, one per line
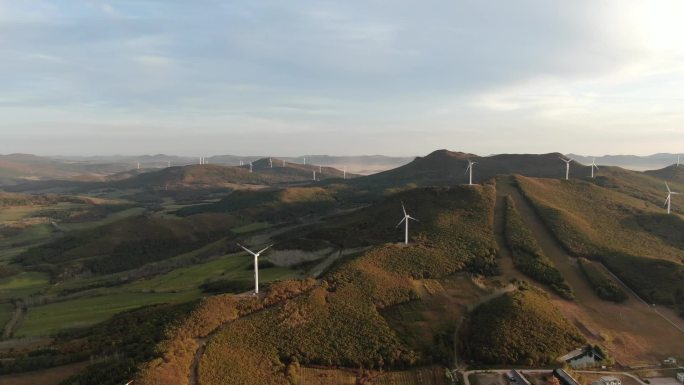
0,152,681,185
567,153,681,171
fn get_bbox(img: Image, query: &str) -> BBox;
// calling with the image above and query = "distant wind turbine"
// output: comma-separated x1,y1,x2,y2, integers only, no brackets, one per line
664,182,680,214
249,162,253,173
269,158,273,168
303,156,306,165
677,155,681,167
560,157,573,180
319,164,322,173
282,160,286,167
396,201,419,245
312,170,316,181
237,243,272,294
590,157,599,178
137,162,140,170
465,160,477,185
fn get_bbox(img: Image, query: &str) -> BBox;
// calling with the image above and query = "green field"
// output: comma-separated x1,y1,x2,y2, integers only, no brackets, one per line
15,290,201,337
12,252,300,337
232,222,271,234
126,253,300,293
0,271,50,300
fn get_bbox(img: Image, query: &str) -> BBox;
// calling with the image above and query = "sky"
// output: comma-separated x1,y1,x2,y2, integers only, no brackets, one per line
0,0,683,157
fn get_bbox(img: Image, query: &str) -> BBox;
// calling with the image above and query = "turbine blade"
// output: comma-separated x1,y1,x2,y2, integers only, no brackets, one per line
401,201,407,216
665,195,670,206
396,217,407,228
237,243,257,256
408,216,419,222
256,246,272,255
666,182,671,193
465,165,471,174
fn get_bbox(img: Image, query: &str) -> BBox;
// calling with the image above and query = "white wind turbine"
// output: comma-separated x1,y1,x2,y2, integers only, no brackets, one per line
282,159,286,167
560,157,573,180
237,243,272,294
664,182,680,214
303,156,306,165
590,157,599,178
269,158,273,168
312,170,317,181
137,162,140,170
396,201,418,245
677,155,681,167
465,160,477,185
249,162,253,173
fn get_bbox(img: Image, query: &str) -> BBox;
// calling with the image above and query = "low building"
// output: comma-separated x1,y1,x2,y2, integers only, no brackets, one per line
592,376,621,385
664,357,678,366
676,372,684,383
554,369,581,385
558,346,604,369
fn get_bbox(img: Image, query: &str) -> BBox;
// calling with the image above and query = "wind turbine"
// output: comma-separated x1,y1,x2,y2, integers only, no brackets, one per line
560,157,573,180
282,160,286,167
677,155,681,167
465,160,477,185
269,158,273,168
303,156,306,165
396,201,419,245
590,157,599,178
249,162,253,173
312,170,317,181
137,162,140,170
237,243,272,294
319,164,322,173
664,182,680,214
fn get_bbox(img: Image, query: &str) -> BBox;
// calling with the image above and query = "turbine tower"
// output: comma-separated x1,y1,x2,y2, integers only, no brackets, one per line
237,243,272,294
664,182,680,214
303,156,306,165
677,155,681,167
465,160,477,185
590,157,599,178
560,157,573,180
137,162,140,170
269,158,273,168
396,201,419,245
312,170,316,181
249,162,253,173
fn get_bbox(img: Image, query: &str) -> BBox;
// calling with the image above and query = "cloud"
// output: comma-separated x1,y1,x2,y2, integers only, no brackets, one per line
0,0,682,155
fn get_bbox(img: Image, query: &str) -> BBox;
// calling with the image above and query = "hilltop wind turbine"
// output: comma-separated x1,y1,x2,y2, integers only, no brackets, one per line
237,243,272,294
560,157,573,180
303,156,306,165
465,160,477,185
319,164,322,173
664,182,680,214
249,162,253,173
312,170,317,181
396,201,419,245
590,157,599,178
269,158,273,168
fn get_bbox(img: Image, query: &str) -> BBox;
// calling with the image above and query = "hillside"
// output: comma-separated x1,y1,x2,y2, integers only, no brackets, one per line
17,213,242,275
644,164,684,184
515,175,684,307
460,288,584,366
354,149,592,189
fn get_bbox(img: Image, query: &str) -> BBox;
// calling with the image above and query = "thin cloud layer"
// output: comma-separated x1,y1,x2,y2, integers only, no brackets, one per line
0,0,682,155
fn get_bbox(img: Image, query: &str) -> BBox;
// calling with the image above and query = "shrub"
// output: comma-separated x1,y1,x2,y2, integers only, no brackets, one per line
577,258,628,303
